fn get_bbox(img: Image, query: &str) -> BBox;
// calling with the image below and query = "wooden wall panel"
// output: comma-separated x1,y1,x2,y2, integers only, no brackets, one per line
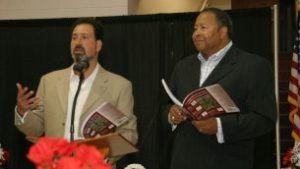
231,0,278,9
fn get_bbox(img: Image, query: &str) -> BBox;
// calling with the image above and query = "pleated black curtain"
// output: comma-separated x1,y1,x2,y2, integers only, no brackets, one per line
0,7,273,169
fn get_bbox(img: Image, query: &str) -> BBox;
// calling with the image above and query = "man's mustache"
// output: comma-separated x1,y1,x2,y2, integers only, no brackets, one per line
73,46,85,54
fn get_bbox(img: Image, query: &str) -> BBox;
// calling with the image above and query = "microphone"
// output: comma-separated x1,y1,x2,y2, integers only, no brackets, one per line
73,55,90,74
70,55,89,141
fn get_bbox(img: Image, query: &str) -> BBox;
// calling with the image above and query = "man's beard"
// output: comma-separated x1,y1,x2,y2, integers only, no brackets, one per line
72,45,96,63
73,55,90,74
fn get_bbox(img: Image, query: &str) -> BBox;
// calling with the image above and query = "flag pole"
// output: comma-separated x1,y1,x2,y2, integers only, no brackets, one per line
272,4,280,169
199,0,208,11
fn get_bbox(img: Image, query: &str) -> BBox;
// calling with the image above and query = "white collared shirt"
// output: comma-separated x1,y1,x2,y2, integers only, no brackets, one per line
64,64,99,140
197,41,232,87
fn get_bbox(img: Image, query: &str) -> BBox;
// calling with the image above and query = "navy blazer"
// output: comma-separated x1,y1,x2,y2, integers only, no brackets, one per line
163,45,277,169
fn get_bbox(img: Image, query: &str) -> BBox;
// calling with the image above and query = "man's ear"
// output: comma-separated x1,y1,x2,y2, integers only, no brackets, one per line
220,27,229,39
96,40,102,53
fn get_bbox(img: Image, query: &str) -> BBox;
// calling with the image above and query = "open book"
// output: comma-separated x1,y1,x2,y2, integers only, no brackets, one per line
161,79,240,120
76,133,138,157
81,102,129,138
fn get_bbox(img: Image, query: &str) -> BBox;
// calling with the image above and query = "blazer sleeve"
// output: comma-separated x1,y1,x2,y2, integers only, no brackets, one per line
115,81,138,145
221,58,277,143
14,75,46,137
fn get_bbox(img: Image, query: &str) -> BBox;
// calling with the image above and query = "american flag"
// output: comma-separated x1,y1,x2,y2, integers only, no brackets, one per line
288,15,300,141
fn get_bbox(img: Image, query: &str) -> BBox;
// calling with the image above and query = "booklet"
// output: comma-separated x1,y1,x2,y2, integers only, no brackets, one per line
81,102,129,138
76,133,138,157
161,79,240,120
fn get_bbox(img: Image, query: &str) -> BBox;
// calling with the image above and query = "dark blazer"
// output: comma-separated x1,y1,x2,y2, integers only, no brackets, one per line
162,45,277,169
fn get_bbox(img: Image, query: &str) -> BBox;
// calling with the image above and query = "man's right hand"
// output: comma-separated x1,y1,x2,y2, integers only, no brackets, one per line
16,83,39,116
169,105,188,125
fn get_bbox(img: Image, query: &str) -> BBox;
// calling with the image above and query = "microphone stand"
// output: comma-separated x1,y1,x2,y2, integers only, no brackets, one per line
70,72,84,141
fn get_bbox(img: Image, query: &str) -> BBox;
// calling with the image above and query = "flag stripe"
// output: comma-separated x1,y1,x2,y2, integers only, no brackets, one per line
288,15,300,141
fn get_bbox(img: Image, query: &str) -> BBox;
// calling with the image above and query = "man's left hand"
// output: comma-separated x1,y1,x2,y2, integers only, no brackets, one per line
192,118,218,135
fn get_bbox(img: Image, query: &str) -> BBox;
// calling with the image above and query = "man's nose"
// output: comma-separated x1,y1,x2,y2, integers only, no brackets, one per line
193,30,200,37
74,37,82,44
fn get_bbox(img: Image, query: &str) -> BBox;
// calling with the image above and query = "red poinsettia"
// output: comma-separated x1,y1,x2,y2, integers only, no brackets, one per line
27,137,111,169
0,145,9,166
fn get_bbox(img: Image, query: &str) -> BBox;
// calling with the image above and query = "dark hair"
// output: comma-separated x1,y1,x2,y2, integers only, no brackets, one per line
71,17,104,40
201,7,233,39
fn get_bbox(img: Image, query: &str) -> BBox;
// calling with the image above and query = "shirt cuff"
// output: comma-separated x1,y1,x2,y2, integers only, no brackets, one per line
14,106,29,125
216,117,225,143
168,112,177,131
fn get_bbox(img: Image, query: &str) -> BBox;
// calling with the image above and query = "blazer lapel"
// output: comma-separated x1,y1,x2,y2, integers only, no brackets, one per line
81,65,108,117
56,68,71,119
202,46,239,86
187,55,201,90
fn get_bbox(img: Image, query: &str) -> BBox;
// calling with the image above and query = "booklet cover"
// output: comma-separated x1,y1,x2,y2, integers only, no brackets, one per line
161,79,240,120
81,102,129,138
76,133,138,157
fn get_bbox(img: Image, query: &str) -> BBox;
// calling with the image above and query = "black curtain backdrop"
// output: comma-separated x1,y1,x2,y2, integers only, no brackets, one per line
0,8,273,169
